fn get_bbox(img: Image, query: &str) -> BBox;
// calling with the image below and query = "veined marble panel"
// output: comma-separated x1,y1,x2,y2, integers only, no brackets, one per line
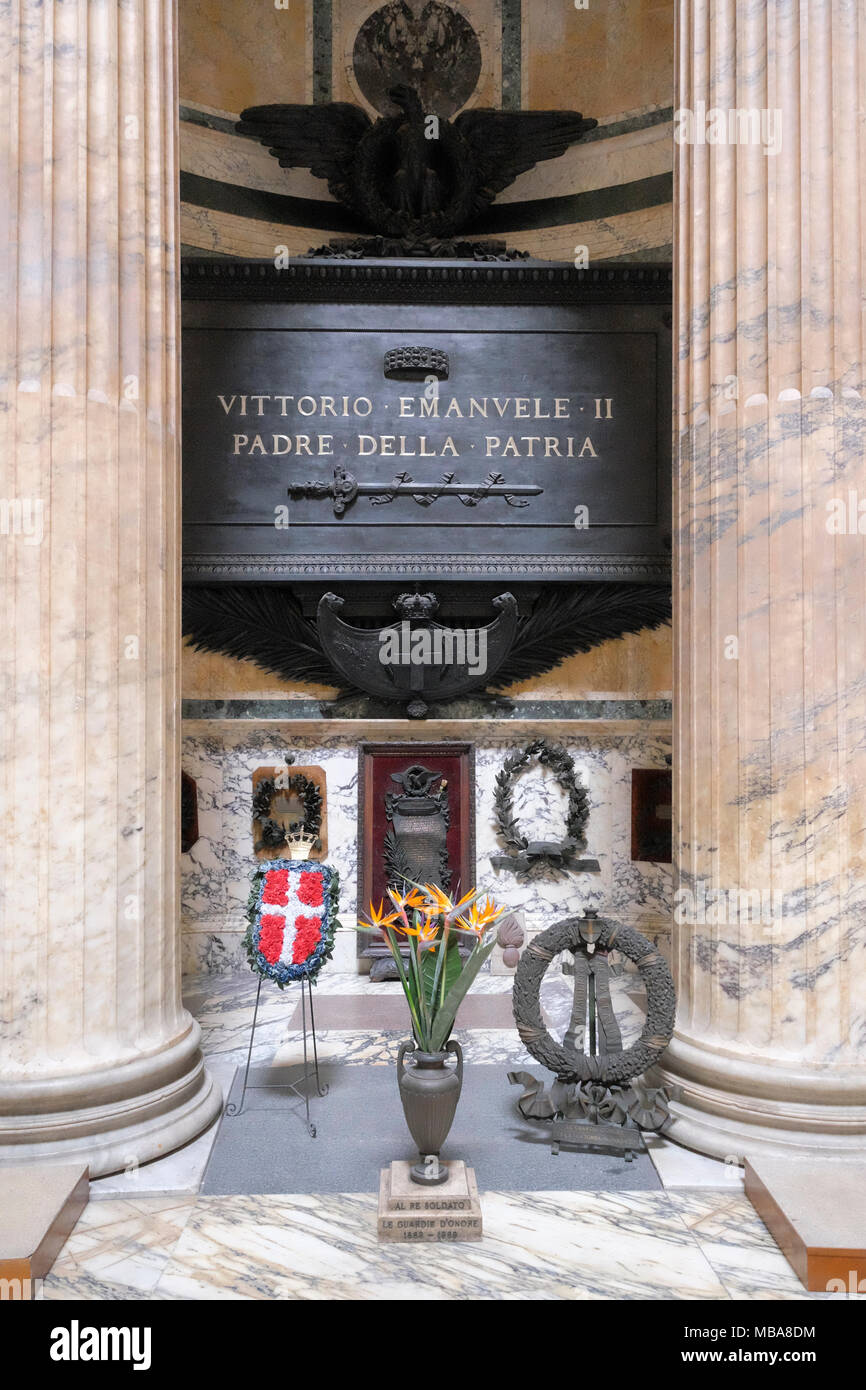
156,1189,728,1301
43,1186,836,1302
181,727,673,972
40,1197,197,1301
666,1192,836,1302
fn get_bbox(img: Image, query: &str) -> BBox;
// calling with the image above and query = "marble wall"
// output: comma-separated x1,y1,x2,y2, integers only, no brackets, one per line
181,725,672,976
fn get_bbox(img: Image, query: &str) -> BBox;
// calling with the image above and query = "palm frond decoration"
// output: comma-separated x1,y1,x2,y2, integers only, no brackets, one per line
181,583,670,699
488,583,671,690
182,586,350,691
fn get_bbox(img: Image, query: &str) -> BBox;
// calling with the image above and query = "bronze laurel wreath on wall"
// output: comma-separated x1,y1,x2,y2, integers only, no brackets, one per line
494,739,590,866
252,775,323,853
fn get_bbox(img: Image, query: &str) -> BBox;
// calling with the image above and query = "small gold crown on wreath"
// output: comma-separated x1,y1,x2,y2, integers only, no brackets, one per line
285,825,318,861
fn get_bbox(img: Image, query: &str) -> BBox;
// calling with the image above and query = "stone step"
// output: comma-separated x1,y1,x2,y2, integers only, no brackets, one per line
746,1156,866,1294
0,1164,89,1299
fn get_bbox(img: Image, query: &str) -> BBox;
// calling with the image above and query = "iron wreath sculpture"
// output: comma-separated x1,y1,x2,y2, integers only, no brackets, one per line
252,774,323,854
509,913,676,1149
491,739,599,874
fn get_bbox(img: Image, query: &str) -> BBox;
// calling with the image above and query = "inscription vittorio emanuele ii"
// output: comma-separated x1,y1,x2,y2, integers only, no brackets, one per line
217,391,613,460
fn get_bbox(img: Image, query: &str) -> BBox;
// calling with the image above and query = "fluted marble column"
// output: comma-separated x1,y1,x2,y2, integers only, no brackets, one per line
653,0,866,1158
0,0,220,1174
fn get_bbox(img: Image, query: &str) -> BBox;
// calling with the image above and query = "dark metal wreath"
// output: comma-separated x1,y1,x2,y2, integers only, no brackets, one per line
513,916,676,1085
252,775,323,853
493,738,590,871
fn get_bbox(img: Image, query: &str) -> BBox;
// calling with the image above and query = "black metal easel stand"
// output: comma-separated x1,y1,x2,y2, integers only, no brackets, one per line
225,975,328,1137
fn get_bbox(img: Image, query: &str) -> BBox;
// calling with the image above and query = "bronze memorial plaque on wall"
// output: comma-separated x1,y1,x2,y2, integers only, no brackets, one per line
181,263,671,585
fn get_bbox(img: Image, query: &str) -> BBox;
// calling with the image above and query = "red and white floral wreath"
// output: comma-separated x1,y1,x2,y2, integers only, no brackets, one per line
245,860,339,985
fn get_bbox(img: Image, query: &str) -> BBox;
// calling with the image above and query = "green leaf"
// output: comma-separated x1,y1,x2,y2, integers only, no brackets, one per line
430,921,448,1005
430,933,498,1052
383,926,425,1046
420,935,461,1009
407,934,431,1045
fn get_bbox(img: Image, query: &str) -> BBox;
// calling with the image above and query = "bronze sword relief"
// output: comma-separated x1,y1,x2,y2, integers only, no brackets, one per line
287,465,543,516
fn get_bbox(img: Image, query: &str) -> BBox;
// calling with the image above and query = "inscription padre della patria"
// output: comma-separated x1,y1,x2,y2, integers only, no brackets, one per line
215,390,614,515
180,261,669,584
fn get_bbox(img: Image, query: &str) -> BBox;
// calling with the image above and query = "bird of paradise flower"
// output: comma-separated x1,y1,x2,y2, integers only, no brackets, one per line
357,883,505,1052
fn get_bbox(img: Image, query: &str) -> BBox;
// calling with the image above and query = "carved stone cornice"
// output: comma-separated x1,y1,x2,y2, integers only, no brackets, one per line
180,258,673,308
182,553,672,582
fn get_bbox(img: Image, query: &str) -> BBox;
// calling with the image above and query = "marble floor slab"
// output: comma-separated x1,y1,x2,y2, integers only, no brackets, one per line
90,1128,223,1200
644,1134,745,1189
156,1190,727,1301
40,1197,197,1300
40,1188,836,1302
666,1191,836,1301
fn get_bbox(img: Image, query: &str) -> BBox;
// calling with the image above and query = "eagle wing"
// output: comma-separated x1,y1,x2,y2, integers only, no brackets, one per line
236,103,373,212
453,108,597,212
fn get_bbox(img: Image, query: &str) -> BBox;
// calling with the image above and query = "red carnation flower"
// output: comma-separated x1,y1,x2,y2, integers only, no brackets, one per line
292,914,322,963
262,868,290,906
297,870,325,907
259,914,285,964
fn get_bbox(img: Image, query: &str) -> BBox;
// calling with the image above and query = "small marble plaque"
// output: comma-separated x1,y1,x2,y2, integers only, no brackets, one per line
377,1161,482,1243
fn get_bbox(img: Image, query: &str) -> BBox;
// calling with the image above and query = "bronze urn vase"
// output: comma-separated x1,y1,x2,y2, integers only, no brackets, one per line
396,1038,464,1185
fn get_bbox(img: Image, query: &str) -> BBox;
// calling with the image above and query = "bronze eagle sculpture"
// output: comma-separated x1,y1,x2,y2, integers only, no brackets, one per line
236,85,597,240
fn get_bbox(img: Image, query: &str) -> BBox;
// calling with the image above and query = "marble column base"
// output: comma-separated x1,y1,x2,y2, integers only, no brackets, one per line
0,1023,222,1178
650,1033,866,1162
